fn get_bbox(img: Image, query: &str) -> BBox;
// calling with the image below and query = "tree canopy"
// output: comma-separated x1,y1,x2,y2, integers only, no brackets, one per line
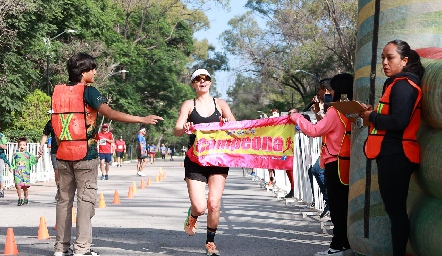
0,0,229,148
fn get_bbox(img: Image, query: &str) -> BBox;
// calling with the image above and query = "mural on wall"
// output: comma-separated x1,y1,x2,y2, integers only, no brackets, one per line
350,0,442,255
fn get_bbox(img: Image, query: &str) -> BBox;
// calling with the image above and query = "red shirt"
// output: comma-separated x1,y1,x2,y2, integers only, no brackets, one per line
97,131,114,153
115,140,126,152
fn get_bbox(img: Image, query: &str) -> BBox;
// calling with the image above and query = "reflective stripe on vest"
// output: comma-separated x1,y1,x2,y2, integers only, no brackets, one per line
364,77,422,163
52,83,88,161
321,107,351,185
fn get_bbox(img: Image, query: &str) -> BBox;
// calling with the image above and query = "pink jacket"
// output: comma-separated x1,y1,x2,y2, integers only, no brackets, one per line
291,107,345,168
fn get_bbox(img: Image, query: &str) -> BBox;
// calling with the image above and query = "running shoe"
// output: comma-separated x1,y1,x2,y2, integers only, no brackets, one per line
314,247,352,255
73,249,100,256
184,207,197,236
54,248,73,256
137,171,146,177
205,242,220,256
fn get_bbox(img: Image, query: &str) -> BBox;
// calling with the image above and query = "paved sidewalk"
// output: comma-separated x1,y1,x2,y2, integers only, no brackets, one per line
0,156,333,256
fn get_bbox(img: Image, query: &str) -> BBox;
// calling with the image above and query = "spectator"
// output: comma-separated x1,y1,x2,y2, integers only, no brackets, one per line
97,123,114,180
52,52,162,256
160,143,167,161
39,113,59,184
115,136,126,167
136,128,147,177
10,137,41,206
0,125,10,198
291,73,354,255
149,143,157,164
168,143,176,161
360,40,425,255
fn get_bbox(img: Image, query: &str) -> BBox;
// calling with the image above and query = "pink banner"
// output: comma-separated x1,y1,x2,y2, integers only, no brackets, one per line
186,116,296,170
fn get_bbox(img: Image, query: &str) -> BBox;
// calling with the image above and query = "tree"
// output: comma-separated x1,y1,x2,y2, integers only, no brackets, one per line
10,89,50,131
220,0,357,108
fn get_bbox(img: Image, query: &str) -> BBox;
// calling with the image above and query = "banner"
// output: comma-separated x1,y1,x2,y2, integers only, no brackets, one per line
186,116,296,170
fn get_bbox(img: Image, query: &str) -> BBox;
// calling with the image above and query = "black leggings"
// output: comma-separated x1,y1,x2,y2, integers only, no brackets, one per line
377,153,418,256
324,160,350,250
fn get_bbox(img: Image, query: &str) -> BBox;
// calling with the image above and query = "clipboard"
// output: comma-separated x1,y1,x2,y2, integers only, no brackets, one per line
330,101,370,126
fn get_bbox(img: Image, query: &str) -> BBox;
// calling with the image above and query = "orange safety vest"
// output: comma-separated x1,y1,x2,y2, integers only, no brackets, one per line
364,77,422,163
52,83,88,161
322,107,351,185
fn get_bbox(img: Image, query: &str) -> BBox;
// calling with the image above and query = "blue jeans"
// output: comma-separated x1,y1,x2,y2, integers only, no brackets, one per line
308,158,328,202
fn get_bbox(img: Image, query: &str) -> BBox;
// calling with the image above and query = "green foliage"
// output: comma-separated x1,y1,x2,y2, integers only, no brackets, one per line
10,89,51,133
0,0,231,145
3,130,42,144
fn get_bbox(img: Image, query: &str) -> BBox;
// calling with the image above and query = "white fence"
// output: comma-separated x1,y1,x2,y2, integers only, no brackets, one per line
1,143,54,189
250,132,325,212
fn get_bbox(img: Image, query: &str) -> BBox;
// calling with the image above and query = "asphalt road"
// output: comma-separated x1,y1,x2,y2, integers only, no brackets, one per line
0,156,335,256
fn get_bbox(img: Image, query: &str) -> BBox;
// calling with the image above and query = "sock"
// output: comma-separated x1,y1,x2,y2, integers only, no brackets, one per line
206,227,217,243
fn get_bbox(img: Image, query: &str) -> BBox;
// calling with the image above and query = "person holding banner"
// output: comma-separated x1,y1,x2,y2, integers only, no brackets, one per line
290,73,353,256
174,69,235,256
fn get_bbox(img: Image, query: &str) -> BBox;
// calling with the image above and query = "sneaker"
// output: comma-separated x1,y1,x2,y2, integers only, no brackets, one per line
137,171,146,177
17,199,23,206
184,207,197,236
105,175,109,180
284,189,294,198
314,248,350,256
320,204,330,218
0,189,4,198
205,242,220,256
54,248,73,256
23,198,29,205
73,249,100,256
100,174,105,180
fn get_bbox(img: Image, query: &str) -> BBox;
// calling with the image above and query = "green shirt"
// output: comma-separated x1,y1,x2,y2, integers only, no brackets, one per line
0,132,7,154
83,86,106,160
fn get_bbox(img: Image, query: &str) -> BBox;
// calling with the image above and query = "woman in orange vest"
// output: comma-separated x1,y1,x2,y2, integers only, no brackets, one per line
290,73,353,256
359,40,425,256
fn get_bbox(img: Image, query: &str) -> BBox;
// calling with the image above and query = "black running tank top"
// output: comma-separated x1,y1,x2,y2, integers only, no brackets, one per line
188,98,221,147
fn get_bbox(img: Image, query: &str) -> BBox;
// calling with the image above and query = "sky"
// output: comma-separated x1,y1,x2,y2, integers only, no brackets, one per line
193,0,256,99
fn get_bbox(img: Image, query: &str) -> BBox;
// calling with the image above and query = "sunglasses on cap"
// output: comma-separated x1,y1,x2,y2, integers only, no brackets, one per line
192,75,211,83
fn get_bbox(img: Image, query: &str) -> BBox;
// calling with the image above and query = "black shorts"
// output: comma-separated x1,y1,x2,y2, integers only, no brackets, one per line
137,149,147,159
116,151,124,158
184,156,229,183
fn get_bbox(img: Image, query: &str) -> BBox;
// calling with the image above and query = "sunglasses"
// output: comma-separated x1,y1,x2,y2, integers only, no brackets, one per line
192,75,211,83
288,111,298,115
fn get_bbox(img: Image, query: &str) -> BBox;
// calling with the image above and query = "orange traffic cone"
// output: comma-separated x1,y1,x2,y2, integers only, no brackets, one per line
180,162,183,167
147,177,151,186
3,227,19,255
140,178,145,189
98,193,106,208
37,216,50,239
127,186,133,198
132,182,138,193
72,207,76,223
155,174,159,182
162,171,166,179
112,190,120,204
